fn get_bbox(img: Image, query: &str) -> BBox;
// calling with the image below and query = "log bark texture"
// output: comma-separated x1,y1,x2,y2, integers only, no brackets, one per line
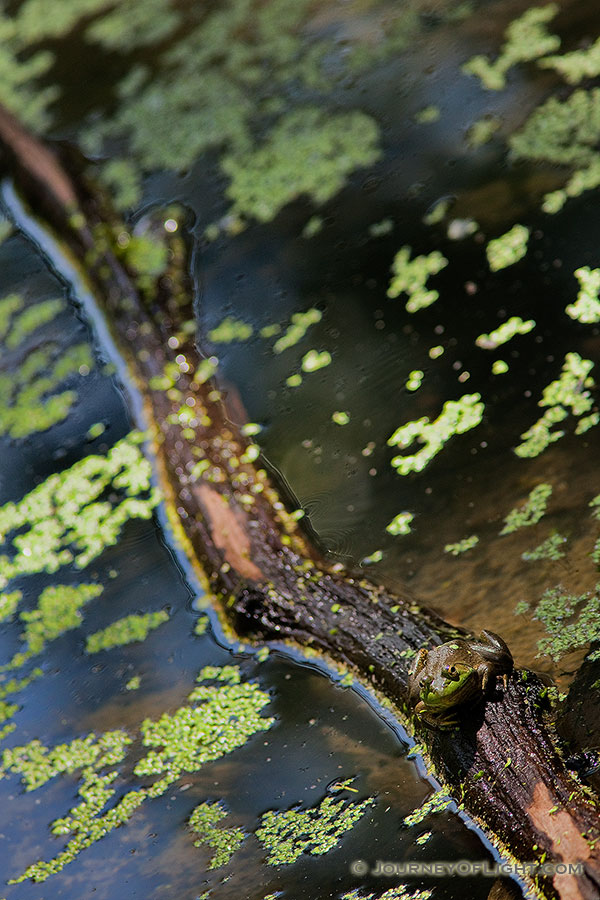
0,104,598,900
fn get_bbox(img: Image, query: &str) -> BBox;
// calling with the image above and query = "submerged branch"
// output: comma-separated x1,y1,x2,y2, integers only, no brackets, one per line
0,104,598,900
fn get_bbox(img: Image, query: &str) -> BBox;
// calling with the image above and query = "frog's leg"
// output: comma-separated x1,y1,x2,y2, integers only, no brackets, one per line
414,701,459,730
476,630,513,664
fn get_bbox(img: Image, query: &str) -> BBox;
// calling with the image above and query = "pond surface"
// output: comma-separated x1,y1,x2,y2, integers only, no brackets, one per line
1,0,600,897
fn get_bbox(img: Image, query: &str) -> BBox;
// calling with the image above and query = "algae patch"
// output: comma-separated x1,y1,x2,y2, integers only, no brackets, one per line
515,353,598,458
518,585,600,663
566,267,600,324
5,666,273,883
85,610,169,653
0,293,94,439
444,535,479,556
0,431,160,587
476,316,535,349
256,791,374,865
500,483,552,535
387,246,448,313
388,394,484,475
486,225,529,272
188,801,245,869
462,3,559,91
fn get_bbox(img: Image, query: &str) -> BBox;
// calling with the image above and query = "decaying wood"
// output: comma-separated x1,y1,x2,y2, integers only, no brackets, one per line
0,103,599,900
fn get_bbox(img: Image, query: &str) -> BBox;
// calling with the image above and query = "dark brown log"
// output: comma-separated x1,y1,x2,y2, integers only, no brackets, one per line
0,103,598,900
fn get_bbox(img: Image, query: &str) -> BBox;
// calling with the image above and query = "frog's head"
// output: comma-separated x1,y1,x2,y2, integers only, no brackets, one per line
419,662,477,709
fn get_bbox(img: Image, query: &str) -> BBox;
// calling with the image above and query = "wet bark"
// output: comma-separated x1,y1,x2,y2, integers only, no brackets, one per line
0,104,598,900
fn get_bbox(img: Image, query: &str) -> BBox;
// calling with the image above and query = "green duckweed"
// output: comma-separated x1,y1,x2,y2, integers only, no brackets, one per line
476,316,535,349
500,483,552,535
466,116,502,148
566,267,600,324
530,584,600,662
332,411,350,426
223,107,381,223
486,225,530,271
0,590,21,622
539,36,600,85
188,801,245,868
405,370,424,392
273,309,322,354
85,610,170,653
388,394,484,475
462,4,559,91
387,246,448,313
414,105,440,124
208,317,254,343
11,583,104,667
256,792,375,865
302,349,332,373
403,790,453,826
0,292,94,439
515,353,597,457
521,533,566,562
7,666,273,882
0,432,160,588
511,88,600,213
386,512,414,536
5,298,64,349
342,886,433,900
444,535,479,556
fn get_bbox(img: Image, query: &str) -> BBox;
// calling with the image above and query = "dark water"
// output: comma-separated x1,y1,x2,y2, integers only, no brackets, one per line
2,0,600,897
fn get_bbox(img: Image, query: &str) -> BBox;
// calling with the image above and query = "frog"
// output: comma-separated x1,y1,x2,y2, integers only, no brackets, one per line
408,630,513,729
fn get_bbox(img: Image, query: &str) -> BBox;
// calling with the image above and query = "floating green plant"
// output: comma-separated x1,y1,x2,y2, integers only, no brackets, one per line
414,105,440,124
511,88,600,212
273,309,322,354
566,267,600,324
521,533,566,562
222,107,381,223
405,370,424,392
515,353,597,457
387,246,448,313
476,316,535,349
0,293,94,439
6,666,273,883
9,583,104,668
386,512,414,536
302,216,324,239
188,801,245,868
500,484,552,535
0,431,160,587
301,349,331,373
466,116,502,147
486,225,530,271
444,535,479,556
208,317,254,344
342,886,433,900
86,610,170,653
0,590,21,623
539,36,600,85
388,394,484,475
462,4,559,91
403,790,453,826
256,792,375,865
332,411,350,425
524,585,600,662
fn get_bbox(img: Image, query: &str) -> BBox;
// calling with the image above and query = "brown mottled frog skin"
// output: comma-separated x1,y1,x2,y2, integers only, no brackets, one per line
408,630,513,729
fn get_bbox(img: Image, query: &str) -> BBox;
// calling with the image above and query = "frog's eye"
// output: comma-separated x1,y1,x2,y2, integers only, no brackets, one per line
443,664,461,681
